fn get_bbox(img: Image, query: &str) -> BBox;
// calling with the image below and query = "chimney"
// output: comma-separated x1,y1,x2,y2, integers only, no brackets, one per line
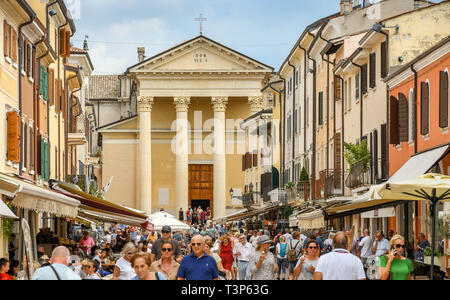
137,47,145,63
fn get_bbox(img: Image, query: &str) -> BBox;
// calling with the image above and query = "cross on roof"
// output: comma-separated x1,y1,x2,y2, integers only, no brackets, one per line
195,13,207,35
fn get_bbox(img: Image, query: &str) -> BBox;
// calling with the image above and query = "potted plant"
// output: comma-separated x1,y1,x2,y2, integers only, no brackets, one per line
423,247,445,268
285,181,296,201
297,168,310,200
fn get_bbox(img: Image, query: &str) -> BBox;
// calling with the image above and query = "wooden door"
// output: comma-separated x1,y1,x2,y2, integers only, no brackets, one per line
189,165,213,217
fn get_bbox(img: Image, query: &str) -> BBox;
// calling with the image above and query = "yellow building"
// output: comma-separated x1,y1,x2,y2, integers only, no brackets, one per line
99,35,273,219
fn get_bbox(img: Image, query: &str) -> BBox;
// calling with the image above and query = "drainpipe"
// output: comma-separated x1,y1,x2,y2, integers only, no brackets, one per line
278,76,286,186
18,7,36,176
349,56,364,140
287,60,296,181
336,74,345,195
298,45,307,157
306,23,326,200
411,65,418,155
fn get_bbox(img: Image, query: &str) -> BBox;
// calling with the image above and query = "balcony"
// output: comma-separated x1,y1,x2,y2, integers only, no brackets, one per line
242,193,259,207
69,114,89,146
345,159,387,191
324,169,345,199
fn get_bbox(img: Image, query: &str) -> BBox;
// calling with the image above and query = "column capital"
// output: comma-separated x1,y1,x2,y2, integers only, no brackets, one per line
248,96,264,112
138,96,154,112
211,96,228,112
174,97,191,112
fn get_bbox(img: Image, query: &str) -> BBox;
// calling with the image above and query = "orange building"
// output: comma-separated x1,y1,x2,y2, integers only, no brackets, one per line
386,36,450,271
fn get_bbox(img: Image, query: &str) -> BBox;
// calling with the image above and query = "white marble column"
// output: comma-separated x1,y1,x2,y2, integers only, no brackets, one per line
212,97,228,219
138,96,154,215
174,97,191,214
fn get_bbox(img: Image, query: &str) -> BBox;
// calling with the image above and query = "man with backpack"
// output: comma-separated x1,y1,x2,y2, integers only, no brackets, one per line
287,231,304,279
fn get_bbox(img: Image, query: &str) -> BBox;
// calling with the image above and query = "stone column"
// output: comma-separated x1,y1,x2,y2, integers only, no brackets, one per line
211,97,228,219
248,96,264,114
138,96,154,214
173,97,191,214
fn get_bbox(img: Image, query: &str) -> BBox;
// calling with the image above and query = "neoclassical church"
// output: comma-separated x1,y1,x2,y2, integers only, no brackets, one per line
96,35,273,218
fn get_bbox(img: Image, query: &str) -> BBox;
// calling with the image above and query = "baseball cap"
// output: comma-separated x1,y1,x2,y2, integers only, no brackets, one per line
162,225,172,232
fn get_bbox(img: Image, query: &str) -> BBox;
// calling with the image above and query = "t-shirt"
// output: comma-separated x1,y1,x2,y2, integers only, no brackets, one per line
276,243,287,259
177,252,218,280
0,273,11,280
151,239,181,261
379,256,413,280
131,272,167,280
115,257,136,280
359,236,373,258
315,249,366,280
373,238,390,257
32,264,81,280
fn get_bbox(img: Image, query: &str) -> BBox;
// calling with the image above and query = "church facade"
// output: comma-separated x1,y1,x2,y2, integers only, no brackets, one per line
97,35,273,218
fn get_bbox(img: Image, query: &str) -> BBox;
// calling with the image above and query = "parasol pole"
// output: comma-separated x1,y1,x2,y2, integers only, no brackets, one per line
430,188,437,280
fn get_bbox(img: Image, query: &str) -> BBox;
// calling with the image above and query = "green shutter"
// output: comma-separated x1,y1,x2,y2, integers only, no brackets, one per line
39,66,45,95
44,71,49,101
41,139,45,178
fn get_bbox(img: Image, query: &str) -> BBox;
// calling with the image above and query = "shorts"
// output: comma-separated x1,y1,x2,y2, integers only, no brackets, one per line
187,216,191,221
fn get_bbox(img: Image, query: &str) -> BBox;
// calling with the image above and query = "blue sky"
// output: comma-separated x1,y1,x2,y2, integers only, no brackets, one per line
69,0,439,74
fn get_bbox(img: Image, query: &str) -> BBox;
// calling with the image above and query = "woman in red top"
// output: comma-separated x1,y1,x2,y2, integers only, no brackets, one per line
0,258,11,280
218,235,234,280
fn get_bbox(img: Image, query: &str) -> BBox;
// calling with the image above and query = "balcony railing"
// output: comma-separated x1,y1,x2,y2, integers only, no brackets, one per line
324,169,346,199
243,193,259,207
345,158,389,190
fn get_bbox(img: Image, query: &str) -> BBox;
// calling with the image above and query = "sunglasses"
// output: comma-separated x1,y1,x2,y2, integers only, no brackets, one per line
126,252,137,255
395,244,405,249
192,243,202,247
308,246,318,249
162,231,170,234
162,248,173,252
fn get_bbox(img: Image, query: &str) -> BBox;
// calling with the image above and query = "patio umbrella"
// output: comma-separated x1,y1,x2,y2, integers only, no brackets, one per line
375,173,450,280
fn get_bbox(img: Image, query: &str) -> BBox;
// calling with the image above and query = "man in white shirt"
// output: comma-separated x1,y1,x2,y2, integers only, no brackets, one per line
233,234,254,280
249,231,259,248
358,229,373,266
314,232,366,280
32,246,81,280
372,231,389,257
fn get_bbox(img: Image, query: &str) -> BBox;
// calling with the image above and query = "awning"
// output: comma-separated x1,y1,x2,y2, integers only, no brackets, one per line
0,174,21,198
215,209,248,222
389,144,449,182
361,207,396,219
79,207,146,227
0,199,18,219
52,181,147,221
3,174,80,218
297,210,325,229
227,205,279,222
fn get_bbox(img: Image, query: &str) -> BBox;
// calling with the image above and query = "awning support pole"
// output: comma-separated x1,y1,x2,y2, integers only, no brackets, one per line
430,188,437,280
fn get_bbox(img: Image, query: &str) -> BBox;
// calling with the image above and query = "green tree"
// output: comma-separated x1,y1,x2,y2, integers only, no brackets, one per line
343,139,371,171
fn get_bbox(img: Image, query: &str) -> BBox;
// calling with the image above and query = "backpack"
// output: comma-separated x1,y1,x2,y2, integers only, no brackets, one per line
287,240,301,262
279,243,287,258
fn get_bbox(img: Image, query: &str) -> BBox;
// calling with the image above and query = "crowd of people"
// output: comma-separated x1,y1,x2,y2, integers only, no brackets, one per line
0,219,432,280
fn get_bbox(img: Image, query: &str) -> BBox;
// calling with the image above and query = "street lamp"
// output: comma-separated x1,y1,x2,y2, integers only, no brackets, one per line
229,187,233,198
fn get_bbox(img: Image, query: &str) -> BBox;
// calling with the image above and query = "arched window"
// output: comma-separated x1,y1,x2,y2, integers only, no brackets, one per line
408,89,414,143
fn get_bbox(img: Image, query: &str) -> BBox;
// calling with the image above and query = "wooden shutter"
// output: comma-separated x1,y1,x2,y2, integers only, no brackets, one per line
420,82,429,135
318,92,323,125
45,142,50,181
334,76,341,101
253,153,258,167
59,28,66,57
439,71,449,128
398,93,409,142
10,27,16,62
3,20,7,57
39,66,45,95
361,64,368,95
334,132,341,172
381,41,388,78
65,30,70,58
242,155,246,171
369,53,376,88
7,111,21,162
381,124,387,179
389,96,399,144
44,69,49,101
373,129,378,180
49,68,55,106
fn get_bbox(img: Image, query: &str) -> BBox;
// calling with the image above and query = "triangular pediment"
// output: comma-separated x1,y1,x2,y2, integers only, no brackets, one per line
97,115,138,132
127,35,273,73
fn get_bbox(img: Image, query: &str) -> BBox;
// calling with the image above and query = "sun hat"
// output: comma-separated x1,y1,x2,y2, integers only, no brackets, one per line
162,225,172,232
257,235,272,245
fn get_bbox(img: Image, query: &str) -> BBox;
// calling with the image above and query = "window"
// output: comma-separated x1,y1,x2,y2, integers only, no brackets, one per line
420,81,430,136
361,64,368,94
318,92,323,126
355,71,360,101
28,43,33,78
344,80,348,111
381,41,388,78
287,115,292,140
369,53,376,88
296,68,300,86
439,70,449,128
348,77,352,110
331,82,334,116
294,109,298,134
21,120,26,169
29,125,34,171
408,89,414,142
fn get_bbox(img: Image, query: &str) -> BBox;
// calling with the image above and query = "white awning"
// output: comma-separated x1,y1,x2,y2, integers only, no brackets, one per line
3,174,80,218
297,210,325,230
389,145,449,182
0,199,18,219
361,207,396,219
0,175,20,198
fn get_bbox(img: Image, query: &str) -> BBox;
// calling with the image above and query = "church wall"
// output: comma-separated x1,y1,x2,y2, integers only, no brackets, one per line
102,141,138,209
151,142,176,213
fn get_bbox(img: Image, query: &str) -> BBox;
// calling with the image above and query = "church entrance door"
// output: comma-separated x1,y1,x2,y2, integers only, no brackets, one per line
188,164,213,218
